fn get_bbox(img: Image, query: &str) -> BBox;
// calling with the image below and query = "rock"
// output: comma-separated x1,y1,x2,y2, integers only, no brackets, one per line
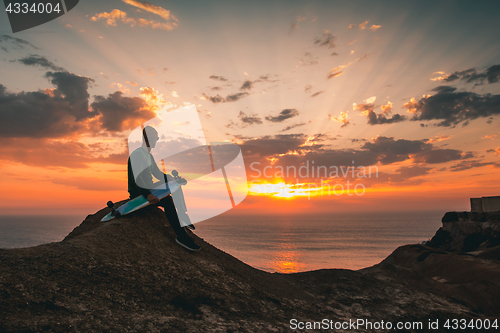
428,211,500,252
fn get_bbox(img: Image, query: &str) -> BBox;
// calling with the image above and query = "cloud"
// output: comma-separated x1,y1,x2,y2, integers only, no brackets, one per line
311,91,324,98
18,54,65,71
486,147,500,155
238,111,263,125
265,108,299,122
240,134,313,160
44,71,95,121
0,70,98,139
201,92,249,104
91,1,178,31
326,54,370,80
353,97,406,125
0,35,39,52
298,52,319,66
121,0,177,21
288,15,306,34
281,122,307,132
434,64,500,85
347,21,380,31
404,87,500,126
426,134,452,143
392,165,431,180
328,111,350,127
361,136,470,165
449,160,499,172
239,134,473,184
327,71,343,79
314,31,336,48
209,75,228,81
0,137,128,168
91,91,156,131
240,80,253,90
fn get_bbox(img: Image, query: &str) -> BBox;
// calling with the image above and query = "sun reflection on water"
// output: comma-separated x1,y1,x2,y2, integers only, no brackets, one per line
268,242,306,273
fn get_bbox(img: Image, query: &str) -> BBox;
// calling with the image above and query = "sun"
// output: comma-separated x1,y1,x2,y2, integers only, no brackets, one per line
248,181,322,199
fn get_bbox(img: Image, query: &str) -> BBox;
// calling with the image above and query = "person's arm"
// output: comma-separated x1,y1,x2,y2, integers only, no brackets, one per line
150,156,166,180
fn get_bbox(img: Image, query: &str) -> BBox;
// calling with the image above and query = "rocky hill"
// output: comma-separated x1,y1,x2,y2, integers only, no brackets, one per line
1,205,499,332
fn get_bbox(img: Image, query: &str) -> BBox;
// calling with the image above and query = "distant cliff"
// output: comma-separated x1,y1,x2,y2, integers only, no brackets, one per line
1,205,499,332
428,211,500,253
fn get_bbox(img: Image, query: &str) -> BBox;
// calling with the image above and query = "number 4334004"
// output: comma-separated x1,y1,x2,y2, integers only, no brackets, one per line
6,2,61,14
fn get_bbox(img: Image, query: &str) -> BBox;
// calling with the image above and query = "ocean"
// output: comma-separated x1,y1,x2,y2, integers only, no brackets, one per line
0,211,443,272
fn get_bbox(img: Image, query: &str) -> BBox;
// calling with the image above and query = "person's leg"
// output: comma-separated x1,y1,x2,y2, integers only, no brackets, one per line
159,196,200,251
172,187,195,229
159,196,187,238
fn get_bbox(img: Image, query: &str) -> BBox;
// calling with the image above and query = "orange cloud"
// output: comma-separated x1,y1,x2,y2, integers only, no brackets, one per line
380,101,393,115
91,3,178,30
122,0,177,22
328,111,350,127
427,134,452,143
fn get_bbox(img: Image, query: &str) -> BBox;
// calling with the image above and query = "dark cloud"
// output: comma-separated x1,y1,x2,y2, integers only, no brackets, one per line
281,122,306,132
314,31,336,48
444,64,500,85
238,111,262,125
202,92,249,104
361,136,469,165
354,100,406,125
265,108,299,123
450,160,499,172
432,85,457,93
225,92,249,102
240,134,472,183
405,88,500,126
367,112,406,125
0,71,96,138
45,71,95,120
389,165,432,182
327,71,343,80
18,54,65,71
241,134,312,160
0,34,38,51
311,91,324,98
91,91,156,132
240,80,253,90
209,75,228,81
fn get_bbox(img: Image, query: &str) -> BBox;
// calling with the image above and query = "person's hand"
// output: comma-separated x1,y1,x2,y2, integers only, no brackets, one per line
147,194,159,205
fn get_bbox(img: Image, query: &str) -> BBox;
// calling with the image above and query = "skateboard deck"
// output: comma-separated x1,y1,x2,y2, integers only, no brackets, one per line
101,180,182,222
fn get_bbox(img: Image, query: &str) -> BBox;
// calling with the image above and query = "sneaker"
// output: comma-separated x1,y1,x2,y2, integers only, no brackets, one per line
175,236,200,251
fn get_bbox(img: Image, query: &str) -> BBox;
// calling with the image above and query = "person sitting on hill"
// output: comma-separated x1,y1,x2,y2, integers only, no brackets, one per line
127,125,200,251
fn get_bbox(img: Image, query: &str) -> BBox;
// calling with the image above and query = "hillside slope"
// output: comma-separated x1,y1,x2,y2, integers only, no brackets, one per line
0,206,495,332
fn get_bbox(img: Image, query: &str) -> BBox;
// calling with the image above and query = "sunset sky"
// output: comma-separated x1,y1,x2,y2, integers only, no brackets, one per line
0,0,499,215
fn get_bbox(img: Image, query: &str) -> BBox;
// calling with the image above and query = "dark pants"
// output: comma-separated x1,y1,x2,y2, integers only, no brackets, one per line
159,195,188,239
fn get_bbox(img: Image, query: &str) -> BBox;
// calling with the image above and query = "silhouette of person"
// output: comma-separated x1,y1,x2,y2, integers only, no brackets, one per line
127,125,200,251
